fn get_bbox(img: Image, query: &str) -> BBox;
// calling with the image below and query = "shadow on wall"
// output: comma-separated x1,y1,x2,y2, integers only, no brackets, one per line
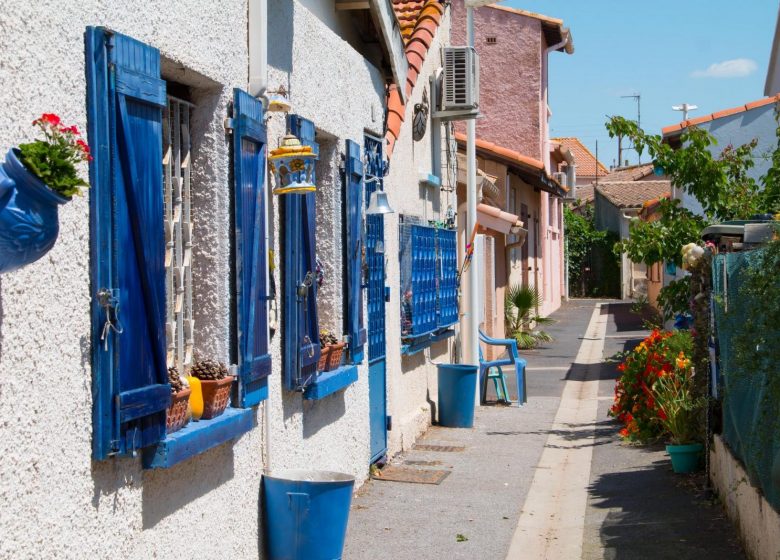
301,390,346,439
268,0,294,74
141,443,237,528
90,442,238,529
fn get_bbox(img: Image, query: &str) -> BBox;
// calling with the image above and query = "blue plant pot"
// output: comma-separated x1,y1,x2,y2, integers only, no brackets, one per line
666,443,703,474
0,148,70,274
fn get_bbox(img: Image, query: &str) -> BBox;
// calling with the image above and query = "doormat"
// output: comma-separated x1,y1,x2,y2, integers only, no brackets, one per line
372,465,450,485
414,444,465,452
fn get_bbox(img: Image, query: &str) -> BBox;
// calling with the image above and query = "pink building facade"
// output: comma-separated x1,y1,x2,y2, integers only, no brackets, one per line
452,2,573,320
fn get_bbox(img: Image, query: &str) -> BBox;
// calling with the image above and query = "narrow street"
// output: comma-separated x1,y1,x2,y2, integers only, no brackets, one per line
344,300,745,559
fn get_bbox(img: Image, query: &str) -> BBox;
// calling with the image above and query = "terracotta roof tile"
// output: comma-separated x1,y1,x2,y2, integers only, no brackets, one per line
385,0,445,158
599,163,655,182
595,181,671,209
551,137,609,177
456,132,544,170
455,132,568,194
711,106,745,120
574,184,595,205
685,115,713,127
662,94,780,137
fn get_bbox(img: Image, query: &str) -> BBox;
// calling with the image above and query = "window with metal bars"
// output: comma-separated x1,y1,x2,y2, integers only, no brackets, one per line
163,95,195,373
399,216,458,353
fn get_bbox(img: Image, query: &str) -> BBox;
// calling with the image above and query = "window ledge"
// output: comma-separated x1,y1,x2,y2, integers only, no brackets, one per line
418,172,441,189
303,365,358,400
142,407,255,469
401,328,455,356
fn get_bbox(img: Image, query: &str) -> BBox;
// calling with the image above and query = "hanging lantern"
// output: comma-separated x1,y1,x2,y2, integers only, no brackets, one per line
269,134,316,195
266,92,292,113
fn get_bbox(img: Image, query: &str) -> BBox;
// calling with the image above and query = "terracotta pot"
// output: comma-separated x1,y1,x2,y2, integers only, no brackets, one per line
166,387,192,434
318,342,346,372
199,376,234,420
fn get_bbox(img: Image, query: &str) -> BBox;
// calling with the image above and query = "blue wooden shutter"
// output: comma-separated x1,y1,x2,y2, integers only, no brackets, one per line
345,140,366,363
232,89,271,407
86,28,170,460
283,115,320,390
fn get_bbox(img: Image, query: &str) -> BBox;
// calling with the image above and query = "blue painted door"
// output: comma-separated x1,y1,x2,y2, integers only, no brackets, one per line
365,135,387,463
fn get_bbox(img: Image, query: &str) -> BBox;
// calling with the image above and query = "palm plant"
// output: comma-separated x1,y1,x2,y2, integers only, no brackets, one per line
504,284,553,349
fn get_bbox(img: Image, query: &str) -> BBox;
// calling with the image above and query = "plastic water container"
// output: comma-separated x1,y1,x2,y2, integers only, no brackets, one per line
437,363,478,428
263,470,355,560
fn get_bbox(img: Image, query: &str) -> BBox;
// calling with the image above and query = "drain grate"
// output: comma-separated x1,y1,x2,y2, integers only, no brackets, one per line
372,465,450,485
414,444,465,452
404,459,444,466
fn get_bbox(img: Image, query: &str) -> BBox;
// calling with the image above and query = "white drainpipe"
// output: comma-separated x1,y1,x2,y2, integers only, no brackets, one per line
248,0,268,98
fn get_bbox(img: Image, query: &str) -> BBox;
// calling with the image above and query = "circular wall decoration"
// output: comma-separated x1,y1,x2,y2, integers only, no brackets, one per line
412,88,429,141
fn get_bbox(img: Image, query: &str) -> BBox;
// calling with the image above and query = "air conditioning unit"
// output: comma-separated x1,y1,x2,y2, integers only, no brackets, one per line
442,47,479,111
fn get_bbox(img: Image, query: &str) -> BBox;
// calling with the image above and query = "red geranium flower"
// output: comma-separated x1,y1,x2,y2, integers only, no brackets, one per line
61,125,80,135
34,113,61,127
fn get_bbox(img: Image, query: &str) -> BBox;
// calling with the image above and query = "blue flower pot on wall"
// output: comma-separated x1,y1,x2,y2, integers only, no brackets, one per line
0,148,70,274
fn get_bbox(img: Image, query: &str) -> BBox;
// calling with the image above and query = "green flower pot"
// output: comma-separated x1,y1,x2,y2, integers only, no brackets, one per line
666,443,703,473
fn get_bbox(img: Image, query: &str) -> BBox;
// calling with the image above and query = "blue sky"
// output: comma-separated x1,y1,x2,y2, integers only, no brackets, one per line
501,0,779,169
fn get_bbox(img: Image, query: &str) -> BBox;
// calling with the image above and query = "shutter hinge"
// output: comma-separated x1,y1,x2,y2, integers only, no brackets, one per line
224,117,234,133
386,415,392,431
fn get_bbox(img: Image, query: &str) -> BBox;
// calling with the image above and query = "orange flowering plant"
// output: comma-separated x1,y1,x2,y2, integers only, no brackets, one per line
609,329,693,442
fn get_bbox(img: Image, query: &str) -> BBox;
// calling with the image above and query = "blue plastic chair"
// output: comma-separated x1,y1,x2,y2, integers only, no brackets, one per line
478,330,527,406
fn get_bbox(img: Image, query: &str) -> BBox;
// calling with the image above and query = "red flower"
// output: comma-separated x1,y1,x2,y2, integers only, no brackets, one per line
619,428,629,438
76,139,90,153
61,125,80,135
34,113,61,127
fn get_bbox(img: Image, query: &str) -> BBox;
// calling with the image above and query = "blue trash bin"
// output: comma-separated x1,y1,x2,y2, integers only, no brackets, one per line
263,470,355,560
437,363,478,428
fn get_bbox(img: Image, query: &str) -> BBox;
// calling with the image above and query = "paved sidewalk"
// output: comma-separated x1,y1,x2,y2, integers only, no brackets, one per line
343,301,746,560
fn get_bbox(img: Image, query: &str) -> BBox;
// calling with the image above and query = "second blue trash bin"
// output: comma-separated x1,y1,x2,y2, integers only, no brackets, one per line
437,363,478,428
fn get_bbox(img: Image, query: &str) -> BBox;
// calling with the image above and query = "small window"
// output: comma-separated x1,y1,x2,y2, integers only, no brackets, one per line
485,36,497,45
163,93,195,374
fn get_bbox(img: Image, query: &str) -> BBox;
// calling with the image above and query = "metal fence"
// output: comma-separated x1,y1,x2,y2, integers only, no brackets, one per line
712,248,780,512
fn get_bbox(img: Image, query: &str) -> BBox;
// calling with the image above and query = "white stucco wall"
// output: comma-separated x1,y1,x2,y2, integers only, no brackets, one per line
1,1,453,557
263,0,384,482
0,1,267,558
382,9,454,457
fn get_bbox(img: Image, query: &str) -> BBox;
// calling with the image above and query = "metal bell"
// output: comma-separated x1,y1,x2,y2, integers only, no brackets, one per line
366,191,394,215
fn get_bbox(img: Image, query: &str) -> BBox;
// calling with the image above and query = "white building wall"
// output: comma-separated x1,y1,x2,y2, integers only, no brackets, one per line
382,10,453,457
0,1,452,557
263,0,384,482
0,1,265,558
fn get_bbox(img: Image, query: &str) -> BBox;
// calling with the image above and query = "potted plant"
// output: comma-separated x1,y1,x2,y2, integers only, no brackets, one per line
652,356,706,473
318,330,345,372
0,113,90,273
504,285,553,349
609,329,693,443
166,366,191,434
190,360,234,420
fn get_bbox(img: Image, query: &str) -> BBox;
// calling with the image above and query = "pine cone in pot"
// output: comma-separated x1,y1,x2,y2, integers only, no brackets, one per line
191,359,228,381
168,366,185,393
319,330,338,347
